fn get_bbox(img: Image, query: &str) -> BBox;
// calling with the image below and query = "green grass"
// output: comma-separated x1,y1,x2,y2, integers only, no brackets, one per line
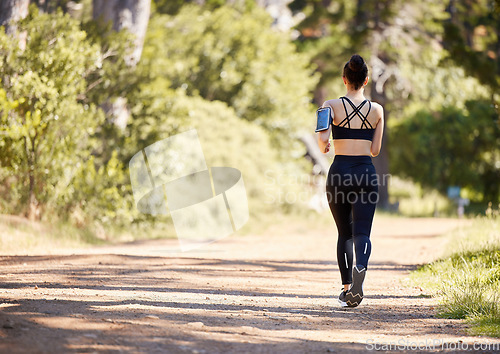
388,176,456,217
410,216,500,337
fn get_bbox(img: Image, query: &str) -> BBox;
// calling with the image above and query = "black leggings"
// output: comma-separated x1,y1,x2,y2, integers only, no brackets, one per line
326,155,379,285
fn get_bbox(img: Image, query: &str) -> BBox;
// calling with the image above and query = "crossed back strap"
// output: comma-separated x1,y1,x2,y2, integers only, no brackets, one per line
338,97,373,129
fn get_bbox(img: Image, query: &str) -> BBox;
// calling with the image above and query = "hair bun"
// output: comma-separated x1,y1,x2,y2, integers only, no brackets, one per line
348,54,365,72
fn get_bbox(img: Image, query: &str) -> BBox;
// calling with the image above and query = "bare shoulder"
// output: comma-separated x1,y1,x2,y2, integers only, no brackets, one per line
368,101,383,128
322,98,341,108
371,101,384,113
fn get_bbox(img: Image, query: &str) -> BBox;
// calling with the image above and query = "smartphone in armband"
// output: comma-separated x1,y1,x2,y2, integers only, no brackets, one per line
315,106,332,132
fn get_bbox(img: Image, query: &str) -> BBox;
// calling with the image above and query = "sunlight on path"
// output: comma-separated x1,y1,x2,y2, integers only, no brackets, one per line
2,217,498,354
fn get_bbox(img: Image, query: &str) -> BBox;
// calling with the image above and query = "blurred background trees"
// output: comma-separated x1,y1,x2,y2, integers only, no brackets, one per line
392,100,499,203
289,0,499,208
0,0,498,235
137,5,318,149
0,0,29,35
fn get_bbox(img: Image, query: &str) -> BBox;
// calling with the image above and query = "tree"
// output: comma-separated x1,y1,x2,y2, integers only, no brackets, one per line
138,5,318,149
442,0,499,95
0,0,30,49
91,0,151,131
125,87,297,216
289,0,471,207
391,100,500,203
289,0,403,207
0,9,103,219
92,0,151,65
0,0,30,34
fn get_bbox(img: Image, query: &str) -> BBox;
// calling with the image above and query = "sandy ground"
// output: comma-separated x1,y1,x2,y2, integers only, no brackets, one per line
1,216,499,353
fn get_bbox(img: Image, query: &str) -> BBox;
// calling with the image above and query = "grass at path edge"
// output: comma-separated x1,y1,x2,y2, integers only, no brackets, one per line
410,216,500,338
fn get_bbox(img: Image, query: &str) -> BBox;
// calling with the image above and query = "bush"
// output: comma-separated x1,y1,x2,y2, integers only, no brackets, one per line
391,100,500,204
126,90,311,220
138,5,319,149
0,8,104,219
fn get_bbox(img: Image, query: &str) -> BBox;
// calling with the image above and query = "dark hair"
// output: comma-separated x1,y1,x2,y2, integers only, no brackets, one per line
343,54,368,90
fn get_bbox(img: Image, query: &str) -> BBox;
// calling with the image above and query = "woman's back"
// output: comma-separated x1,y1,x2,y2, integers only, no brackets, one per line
323,96,383,156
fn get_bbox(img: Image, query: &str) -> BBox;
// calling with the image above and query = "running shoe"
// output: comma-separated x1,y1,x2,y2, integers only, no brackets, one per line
345,265,366,307
338,289,348,307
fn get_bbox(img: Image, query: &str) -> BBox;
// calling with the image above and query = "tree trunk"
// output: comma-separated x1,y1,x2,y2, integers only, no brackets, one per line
28,172,38,220
0,0,29,49
370,73,391,209
371,112,390,209
24,136,39,220
92,0,151,129
0,0,29,34
314,85,328,106
92,0,151,65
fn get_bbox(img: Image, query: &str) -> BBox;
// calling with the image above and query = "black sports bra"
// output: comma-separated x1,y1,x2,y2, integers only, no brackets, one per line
332,96,375,141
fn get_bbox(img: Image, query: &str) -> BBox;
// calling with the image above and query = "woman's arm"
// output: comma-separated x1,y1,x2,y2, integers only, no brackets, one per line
317,126,332,153
370,105,384,157
317,101,333,153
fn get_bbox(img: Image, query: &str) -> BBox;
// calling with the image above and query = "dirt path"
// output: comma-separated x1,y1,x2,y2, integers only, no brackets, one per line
1,216,499,353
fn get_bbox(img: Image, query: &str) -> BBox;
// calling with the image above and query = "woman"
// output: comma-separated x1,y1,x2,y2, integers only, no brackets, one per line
317,54,384,307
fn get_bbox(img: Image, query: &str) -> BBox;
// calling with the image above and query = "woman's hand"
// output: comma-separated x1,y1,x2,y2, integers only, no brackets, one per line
324,141,331,153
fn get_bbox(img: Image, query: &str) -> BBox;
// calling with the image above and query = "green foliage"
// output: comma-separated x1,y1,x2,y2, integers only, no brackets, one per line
397,50,490,118
154,0,258,15
411,216,500,337
80,16,140,166
173,95,280,212
124,83,186,160
0,7,137,227
64,152,136,227
289,0,443,104
126,86,294,217
388,177,454,216
127,4,322,217
80,18,137,106
153,0,233,14
138,5,319,148
0,3,319,232
0,8,104,217
289,0,357,101
153,0,186,15
391,100,500,203
441,0,500,93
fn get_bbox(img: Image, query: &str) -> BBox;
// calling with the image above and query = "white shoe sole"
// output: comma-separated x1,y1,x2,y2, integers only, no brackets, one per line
338,299,348,307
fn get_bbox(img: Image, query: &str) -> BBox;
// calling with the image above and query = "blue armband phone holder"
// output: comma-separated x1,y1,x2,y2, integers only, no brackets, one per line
315,107,332,132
